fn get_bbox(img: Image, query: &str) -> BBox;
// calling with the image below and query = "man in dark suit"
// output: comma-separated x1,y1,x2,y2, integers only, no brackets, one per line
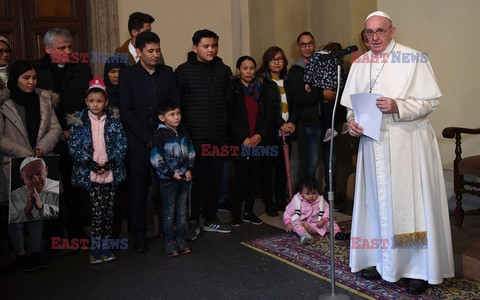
115,12,165,66
119,31,179,252
34,28,92,248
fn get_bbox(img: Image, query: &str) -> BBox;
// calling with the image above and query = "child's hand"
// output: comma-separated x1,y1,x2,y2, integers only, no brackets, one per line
305,83,311,93
286,223,293,232
185,171,192,181
317,219,326,228
173,173,183,181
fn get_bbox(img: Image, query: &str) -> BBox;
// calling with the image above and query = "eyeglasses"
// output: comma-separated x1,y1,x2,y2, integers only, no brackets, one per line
364,26,392,38
0,49,11,55
298,41,315,48
270,57,284,63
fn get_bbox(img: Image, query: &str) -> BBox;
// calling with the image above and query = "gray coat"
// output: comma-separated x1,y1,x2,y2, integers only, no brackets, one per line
0,88,62,203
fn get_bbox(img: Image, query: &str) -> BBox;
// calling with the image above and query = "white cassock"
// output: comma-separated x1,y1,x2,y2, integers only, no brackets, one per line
340,39,454,284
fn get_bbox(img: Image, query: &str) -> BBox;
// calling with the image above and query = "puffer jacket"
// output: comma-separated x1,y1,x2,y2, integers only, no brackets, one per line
175,51,233,143
150,124,195,180
0,88,62,203
67,107,127,190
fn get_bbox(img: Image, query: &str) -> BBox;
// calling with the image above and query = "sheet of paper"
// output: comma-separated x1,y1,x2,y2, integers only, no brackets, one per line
350,93,382,141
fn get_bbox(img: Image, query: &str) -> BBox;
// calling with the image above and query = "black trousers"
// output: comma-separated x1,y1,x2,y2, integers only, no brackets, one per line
259,136,292,211
127,149,151,238
232,158,260,219
191,141,225,223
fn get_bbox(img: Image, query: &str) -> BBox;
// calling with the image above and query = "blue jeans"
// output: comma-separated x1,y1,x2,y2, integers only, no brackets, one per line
160,179,191,242
303,126,337,192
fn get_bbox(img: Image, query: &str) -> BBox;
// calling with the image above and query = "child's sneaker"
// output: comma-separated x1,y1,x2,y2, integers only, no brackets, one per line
165,240,179,257
176,239,192,255
101,249,116,262
323,128,339,142
300,232,314,246
89,249,103,264
334,232,351,240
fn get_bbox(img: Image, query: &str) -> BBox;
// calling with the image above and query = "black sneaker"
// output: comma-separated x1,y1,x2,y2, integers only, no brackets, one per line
186,220,200,241
334,232,350,240
202,220,232,233
165,240,179,257
176,239,191,255
231,217,243,227
217,200,232,213
133,237,148,253
30,252,50,269
16,255,36,272
266,208,279,217
243,212,263,225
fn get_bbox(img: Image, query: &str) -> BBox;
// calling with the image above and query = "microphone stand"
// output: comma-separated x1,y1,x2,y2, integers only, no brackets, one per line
318,64,350,300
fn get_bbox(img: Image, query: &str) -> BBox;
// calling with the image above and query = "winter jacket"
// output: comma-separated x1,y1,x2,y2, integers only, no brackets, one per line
283,192,331,236
0,88,62,203
175,51,233,143
67,107,127,190
150,124,195,180
34,54,93,130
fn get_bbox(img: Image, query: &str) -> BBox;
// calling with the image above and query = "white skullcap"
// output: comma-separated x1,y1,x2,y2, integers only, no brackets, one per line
366,11,392,21
20,157,46,172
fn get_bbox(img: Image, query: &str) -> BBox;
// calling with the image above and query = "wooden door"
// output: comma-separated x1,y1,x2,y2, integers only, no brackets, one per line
0,0,87,61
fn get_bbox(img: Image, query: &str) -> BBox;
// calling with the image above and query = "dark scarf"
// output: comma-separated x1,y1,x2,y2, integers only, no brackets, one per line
10,88,41,149
241,77,261,102
103,56,126,108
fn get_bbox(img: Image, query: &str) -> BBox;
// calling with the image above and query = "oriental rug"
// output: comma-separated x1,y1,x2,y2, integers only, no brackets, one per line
242,222,480,300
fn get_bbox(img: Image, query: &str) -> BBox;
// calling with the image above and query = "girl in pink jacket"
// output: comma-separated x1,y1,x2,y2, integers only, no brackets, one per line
283,177,349,245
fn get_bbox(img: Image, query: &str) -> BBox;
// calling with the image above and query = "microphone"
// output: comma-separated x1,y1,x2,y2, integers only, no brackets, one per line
333,45,358,58
314,45,358,61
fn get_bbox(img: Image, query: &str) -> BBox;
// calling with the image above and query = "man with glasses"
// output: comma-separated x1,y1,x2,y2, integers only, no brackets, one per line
288,32,341,211
341,11,454,295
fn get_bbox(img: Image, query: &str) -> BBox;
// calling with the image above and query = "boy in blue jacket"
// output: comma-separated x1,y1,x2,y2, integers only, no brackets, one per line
150,101,195,256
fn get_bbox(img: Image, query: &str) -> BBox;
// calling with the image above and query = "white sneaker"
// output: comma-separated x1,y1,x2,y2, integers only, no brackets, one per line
300,232,314,246
323,128,339,142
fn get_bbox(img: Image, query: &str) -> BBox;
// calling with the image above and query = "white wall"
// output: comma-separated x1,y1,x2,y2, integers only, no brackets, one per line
379,0,480,168
118,0,239,70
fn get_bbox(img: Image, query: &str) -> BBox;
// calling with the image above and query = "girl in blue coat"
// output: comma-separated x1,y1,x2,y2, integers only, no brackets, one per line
68,77,127,264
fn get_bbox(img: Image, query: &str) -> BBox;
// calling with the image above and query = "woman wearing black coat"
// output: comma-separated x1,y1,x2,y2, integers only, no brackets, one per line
229,56,277,225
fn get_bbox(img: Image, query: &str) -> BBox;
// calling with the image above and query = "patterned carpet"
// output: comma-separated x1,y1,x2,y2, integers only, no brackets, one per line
242,222,480,300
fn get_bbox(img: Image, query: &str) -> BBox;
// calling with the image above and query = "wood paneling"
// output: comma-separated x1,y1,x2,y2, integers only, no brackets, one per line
0,0,87,61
